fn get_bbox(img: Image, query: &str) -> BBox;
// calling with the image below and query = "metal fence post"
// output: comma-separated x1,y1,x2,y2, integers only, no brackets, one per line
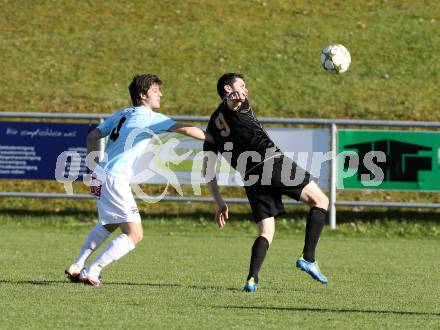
329,123,337,229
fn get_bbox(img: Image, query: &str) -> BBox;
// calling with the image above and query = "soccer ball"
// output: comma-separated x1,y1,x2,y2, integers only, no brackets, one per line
320,44,351,73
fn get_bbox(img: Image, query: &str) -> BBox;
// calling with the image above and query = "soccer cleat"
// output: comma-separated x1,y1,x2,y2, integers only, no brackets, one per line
296,257,329,285
243,277,258,292
65,263,82,283
80,269,103,287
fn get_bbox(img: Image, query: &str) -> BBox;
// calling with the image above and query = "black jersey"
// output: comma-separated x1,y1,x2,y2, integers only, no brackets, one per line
203,98,283,176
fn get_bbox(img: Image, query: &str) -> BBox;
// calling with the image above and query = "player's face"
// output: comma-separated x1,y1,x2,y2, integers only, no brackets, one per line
228,78,248,101
142,83,162,109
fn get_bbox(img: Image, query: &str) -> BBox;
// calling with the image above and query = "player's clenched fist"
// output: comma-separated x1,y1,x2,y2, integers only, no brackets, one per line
226,91,246,103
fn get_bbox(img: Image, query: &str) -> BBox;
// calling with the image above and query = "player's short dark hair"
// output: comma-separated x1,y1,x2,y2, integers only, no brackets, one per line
217,73,244,99
128,74,162,106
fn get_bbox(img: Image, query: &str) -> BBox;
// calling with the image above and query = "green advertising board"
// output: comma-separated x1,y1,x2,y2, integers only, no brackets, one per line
338,130,440,191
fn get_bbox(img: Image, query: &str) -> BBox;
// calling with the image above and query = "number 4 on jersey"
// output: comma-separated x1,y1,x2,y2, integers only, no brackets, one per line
109,117,126,141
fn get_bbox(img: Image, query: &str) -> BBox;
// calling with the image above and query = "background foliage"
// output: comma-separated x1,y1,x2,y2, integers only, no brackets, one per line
1,1,439,120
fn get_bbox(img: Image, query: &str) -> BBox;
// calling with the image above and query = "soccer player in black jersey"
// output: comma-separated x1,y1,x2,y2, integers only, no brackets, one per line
202,73,329,291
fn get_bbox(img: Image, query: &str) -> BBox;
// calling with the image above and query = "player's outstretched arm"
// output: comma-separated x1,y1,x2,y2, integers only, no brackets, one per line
202,151,229,228
169,123,213,142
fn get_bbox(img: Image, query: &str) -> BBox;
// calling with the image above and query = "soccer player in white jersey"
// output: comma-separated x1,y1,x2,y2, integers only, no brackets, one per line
65,74,210,286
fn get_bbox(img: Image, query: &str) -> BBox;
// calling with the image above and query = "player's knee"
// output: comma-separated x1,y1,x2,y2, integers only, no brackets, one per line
258,218,275,245
301,182,328,210
133,231,143,244
305,190,329,210
127,229,143,245
261,232,274,245
314,193,329,210
259,227,275,245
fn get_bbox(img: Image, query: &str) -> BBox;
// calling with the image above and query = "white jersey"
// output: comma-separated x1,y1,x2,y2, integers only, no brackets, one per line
96,106,176,179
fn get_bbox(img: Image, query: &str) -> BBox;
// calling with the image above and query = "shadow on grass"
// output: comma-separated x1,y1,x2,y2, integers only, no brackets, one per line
0,279,67,286
0,279,313,294
0,278,241,292
107,282,243,292
216,305,440,317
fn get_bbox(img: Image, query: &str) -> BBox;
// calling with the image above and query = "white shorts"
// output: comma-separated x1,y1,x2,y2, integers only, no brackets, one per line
90,174,141,225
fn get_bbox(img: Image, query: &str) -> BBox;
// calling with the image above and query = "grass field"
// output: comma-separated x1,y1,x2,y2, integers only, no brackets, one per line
0,215,439,329
1,1,440,328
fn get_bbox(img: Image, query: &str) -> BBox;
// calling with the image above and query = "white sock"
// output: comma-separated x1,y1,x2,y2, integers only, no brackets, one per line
75,224,111,269
87,234,135,278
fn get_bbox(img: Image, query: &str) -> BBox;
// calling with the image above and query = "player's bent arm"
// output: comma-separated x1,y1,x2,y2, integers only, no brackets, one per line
168,123,213,142
202,152,229,227
202,152,225,207
207,178,229,228
207,177,226,209
86,128,104,171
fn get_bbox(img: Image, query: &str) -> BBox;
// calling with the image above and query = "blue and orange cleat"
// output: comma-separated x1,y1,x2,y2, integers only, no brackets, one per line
243,277,258,292
296,257,329,285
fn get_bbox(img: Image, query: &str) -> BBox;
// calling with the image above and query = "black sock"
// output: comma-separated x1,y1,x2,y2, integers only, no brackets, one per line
303,207,327,263
247,236,269,284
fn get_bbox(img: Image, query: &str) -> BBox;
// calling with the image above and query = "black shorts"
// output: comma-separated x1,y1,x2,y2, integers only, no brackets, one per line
244,156,312,223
